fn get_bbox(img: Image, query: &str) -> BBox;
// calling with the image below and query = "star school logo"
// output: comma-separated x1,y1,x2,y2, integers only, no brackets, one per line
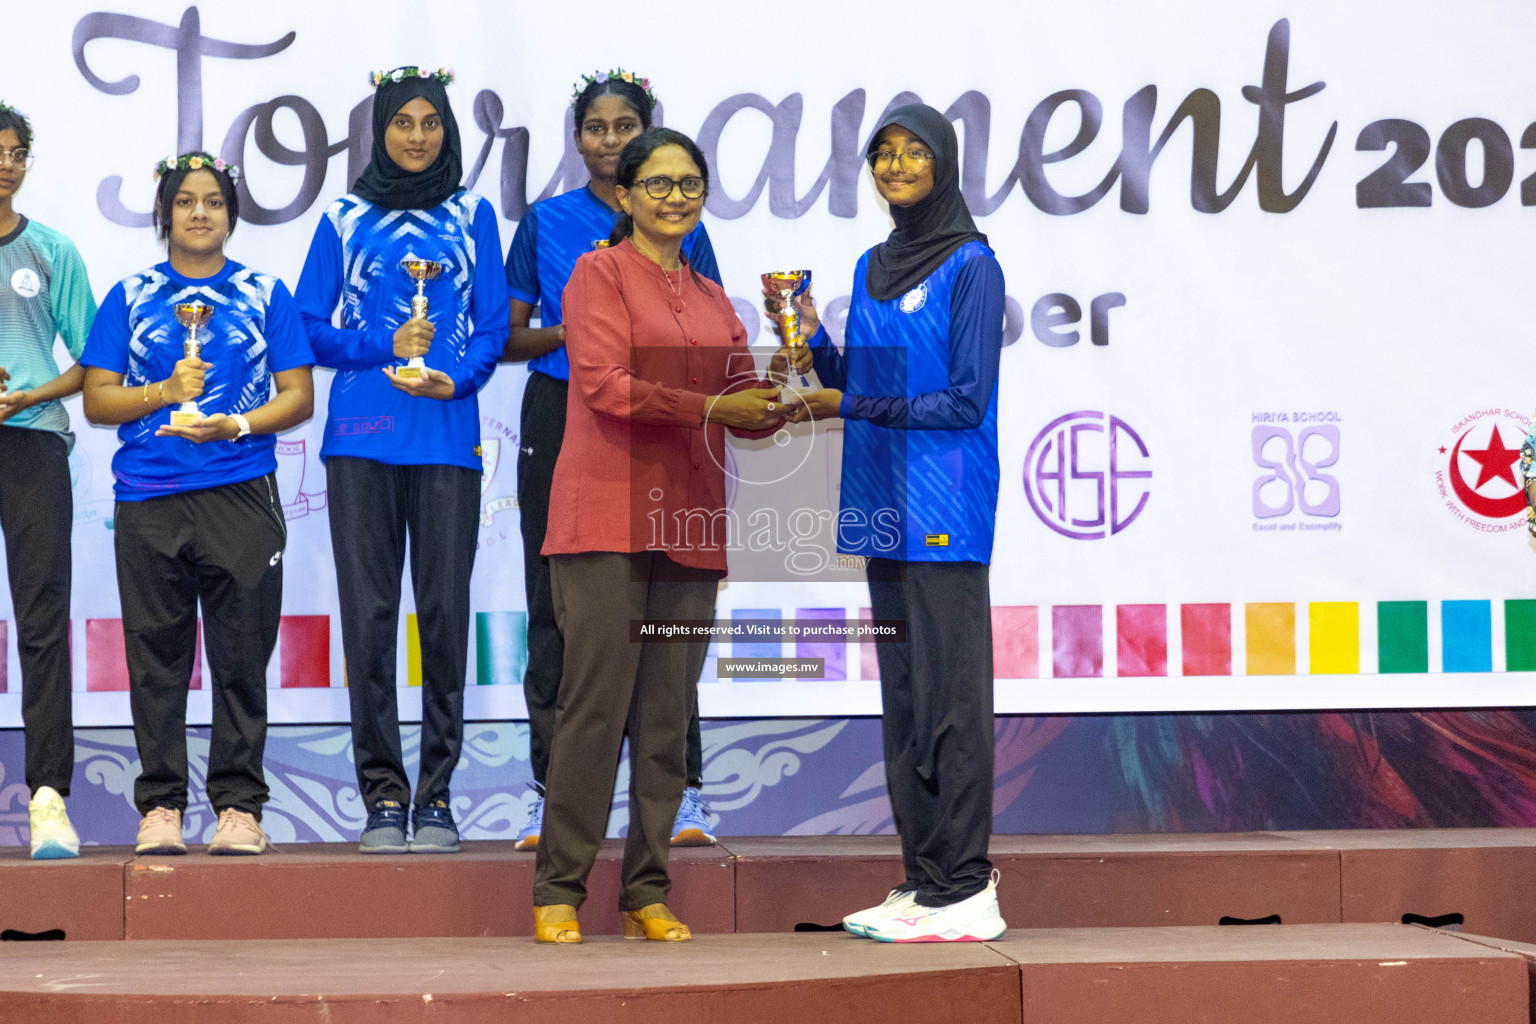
898,283,927,314
1435,409,1529,533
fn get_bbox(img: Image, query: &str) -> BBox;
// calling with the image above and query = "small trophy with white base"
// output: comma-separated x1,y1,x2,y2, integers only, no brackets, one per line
170,302,213,425
398,256,442,380
762,269,822,396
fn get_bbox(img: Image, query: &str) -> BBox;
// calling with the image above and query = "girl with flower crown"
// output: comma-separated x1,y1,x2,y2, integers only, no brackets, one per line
500,68,721,853
80,152,316,856
295,67,508,854
0,102,96,859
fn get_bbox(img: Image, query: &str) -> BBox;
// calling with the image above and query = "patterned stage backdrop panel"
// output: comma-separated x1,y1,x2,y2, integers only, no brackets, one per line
2,0,1536,733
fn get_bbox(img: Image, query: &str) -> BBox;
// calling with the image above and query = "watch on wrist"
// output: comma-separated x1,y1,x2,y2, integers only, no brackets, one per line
230,413,252,440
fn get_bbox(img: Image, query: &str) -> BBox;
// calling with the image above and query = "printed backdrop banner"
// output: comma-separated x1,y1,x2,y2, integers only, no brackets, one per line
3,1,1533,726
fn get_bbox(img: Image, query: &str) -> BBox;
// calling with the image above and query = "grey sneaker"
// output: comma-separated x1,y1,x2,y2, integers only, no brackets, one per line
359,800,409,854
409,799,460,853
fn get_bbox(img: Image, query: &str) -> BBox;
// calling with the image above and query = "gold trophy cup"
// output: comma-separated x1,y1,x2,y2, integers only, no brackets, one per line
398,256,442,380
762,270,821,394
170,302,214,426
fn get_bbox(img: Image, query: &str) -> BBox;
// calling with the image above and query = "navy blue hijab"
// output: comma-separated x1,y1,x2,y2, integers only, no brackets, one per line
865,104,988,303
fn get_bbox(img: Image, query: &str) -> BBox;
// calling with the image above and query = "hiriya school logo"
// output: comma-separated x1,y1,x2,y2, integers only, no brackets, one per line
1251,412,1341,534
898,283,927,313
1436,408,1529,533
10,268,39,298
1024,411,1152,540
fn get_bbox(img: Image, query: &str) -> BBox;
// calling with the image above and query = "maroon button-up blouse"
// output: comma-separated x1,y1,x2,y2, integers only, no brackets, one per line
542,238,777,573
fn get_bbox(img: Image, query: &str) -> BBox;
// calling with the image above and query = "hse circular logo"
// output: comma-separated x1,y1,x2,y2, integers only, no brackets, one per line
1435,409,1528,532
898,283,927,314
10,268,39,298
1024,411,1152,540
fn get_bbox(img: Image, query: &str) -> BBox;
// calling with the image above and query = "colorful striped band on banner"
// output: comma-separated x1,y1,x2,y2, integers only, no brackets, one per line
1181,603,1231,676
1309,602,1359,675
476,611,528,686
858,607,878,680
279,616,330,688
796,607,846,681
1246,603,1295,676
1052,605,1103,678
733,607,780,681
1378,601,1429,674
992,606,1039,679
1442,600,1492,673
1504,600,1536,673
405,614,423,687
1116,604,1167,677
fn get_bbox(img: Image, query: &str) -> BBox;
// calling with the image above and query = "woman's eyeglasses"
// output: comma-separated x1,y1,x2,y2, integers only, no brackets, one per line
867,148,932,173
0,148,34,170
636,175,706,200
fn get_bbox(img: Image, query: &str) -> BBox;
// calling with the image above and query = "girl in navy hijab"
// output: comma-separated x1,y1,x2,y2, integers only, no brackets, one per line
774,103,1007,941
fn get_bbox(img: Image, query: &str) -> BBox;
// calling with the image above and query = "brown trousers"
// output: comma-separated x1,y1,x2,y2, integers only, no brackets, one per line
533,551,716,911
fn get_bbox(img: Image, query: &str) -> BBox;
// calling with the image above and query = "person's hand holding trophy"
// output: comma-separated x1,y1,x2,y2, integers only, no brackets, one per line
385,255,455,399
761,270,840,424
155,301,243,443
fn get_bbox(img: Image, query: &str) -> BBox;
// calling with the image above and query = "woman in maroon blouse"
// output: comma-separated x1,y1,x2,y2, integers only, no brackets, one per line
532,128,808,943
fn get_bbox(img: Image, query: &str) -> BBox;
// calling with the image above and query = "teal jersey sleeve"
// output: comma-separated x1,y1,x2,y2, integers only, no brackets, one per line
45,232,98,359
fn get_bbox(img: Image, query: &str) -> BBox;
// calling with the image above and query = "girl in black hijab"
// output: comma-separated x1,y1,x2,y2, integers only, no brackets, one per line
772,103,1007,941
295,66,510,856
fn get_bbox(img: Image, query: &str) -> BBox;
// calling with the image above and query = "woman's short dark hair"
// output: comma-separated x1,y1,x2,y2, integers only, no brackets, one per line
152,156,240,243
573,77,654,133
0,109,31,151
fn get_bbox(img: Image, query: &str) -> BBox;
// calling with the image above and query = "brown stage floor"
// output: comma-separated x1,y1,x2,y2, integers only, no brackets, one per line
0,924,1525,1024
5,830,1536,942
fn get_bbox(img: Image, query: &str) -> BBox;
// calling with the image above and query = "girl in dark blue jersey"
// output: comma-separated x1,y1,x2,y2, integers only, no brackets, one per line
296,67,509,854
81,152,315,857
501,69,719,851
776,104,1007,942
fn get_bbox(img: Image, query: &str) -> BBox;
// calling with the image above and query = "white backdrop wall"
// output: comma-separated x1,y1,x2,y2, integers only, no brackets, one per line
3,0,1534,726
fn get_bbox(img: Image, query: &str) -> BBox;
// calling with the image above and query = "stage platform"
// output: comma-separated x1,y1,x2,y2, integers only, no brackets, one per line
1,925,1525,1023
5,830,1536,942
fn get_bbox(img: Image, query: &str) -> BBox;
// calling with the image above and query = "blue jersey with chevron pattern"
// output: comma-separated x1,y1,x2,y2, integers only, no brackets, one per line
810,241,1004,564
296,191,509,468
504,185,719,381
81,260,314,501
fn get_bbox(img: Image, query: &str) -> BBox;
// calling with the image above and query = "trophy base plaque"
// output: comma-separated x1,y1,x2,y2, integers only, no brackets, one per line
395,367,425,380
170,410,203,427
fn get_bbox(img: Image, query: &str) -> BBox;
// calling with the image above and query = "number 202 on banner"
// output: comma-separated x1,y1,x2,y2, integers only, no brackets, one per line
1357,118,1536,208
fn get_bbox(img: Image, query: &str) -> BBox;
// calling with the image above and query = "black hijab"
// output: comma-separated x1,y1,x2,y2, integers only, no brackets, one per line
352,71,464,211
864,104,988,303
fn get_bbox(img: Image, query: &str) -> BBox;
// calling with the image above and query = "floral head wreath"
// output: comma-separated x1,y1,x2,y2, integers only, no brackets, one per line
0,100,33,143
570,68,656,110
154,152,242,185
368,66,455,88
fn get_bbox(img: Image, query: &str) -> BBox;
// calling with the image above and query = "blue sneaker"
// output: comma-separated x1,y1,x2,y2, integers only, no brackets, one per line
359,800,408,854
515,793,543,851
410,799,460,853
670,786,717,846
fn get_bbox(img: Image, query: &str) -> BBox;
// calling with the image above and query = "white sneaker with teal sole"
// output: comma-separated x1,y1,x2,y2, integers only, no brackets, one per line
843,888,918,937
865,871,1006,943
514,793,543,851
29,786,80,860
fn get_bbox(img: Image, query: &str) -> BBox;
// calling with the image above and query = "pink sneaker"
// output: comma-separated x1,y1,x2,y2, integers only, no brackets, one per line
135,807,186,855
209,808,269,855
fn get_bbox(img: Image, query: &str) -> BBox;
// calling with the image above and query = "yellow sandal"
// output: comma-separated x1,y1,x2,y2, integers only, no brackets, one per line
534,904,581,944
622,903,691,942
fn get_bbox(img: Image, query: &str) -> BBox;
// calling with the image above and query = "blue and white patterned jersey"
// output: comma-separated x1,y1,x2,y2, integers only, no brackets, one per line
504,185,719,381
809,241,1004,563
80,260,314,501
295,191,509,469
